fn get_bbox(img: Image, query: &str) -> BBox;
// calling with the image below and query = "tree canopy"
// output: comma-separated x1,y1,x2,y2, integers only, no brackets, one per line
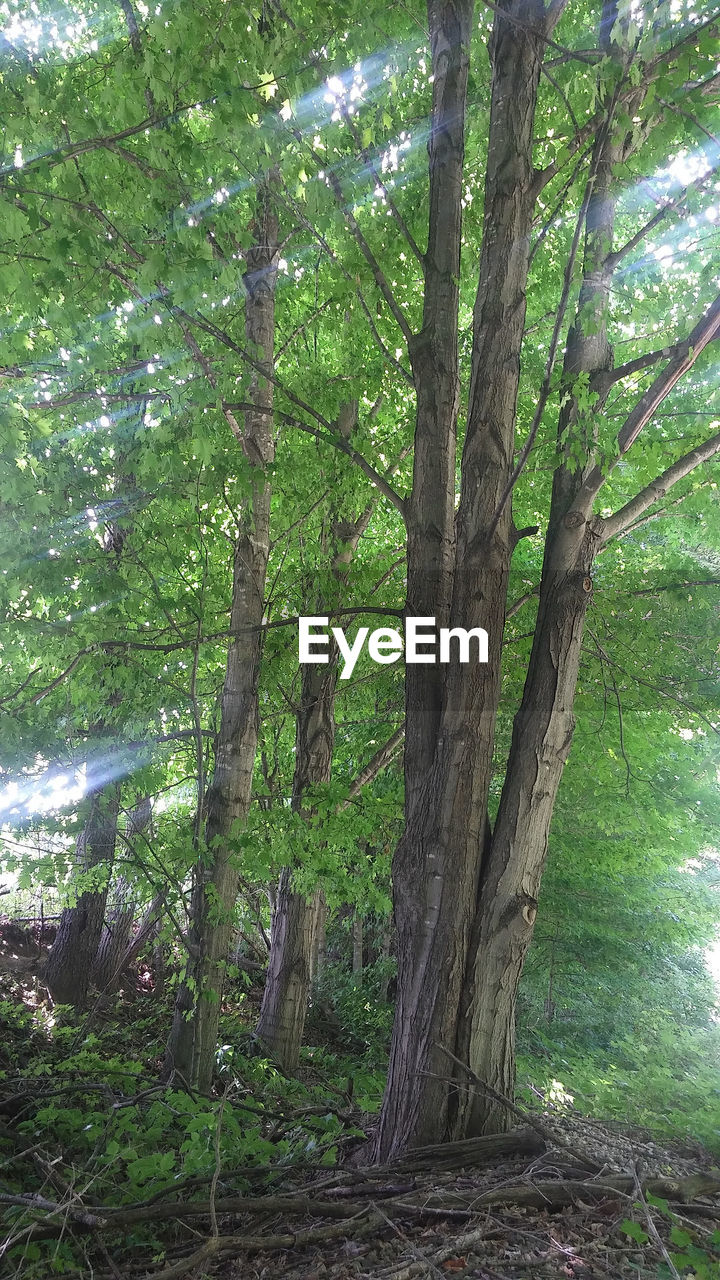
1,1,720,1268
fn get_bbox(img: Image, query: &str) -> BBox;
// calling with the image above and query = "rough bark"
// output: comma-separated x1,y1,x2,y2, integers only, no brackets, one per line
93,875,135,992
403,0,472,817
44,781,121,1006
165,178,279,1091
93,797,152,991
452,5,639,1136
44,371,148,1008
255,657,337,1070
375,0,551,1161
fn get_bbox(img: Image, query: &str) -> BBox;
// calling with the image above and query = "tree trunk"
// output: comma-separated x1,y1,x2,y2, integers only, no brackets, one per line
375,0,550,1161
255,657,336,1070
256,402,370,1069
311,895,327,982
43,440,142,1008
165,177,279,1091
403,0,472,817
257,874,327,1070
451,3,641,1137
44,375,146,1008
93,797,153,991
453,526,596,1133
45,782,121,1007
93,875,135,992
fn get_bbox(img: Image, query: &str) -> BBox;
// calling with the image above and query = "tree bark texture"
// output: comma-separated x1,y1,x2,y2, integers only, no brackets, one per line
375,0,550,1161
93,875,135,993
403,0,473,817
166,178,279,1091
450,7,649,1137
255,659,337,1070
93,797,153,991
45,781,121,1007
44,434,143,1007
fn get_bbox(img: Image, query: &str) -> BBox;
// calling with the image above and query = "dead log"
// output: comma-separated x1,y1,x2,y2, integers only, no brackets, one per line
396,1172,720,1212
383,1125,545,1171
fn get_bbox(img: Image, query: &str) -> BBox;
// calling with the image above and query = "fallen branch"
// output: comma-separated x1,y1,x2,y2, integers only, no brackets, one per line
395,1172,720,1212
140,1210,384,1279
632,1162,683,1280
11,1188,473,1245
384,1126,545,1172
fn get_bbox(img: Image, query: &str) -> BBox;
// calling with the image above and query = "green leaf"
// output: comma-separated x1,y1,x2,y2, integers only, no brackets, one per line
621,1220,649,1244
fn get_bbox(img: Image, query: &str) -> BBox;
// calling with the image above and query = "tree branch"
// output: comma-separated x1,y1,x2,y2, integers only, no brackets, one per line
322,165,414,342
574,291,720,510
606,157,720,270
599,426,720,543
341,725,405,809
274,179,414,383
224,403,407,516
341,108,425,267
615,292,720,456
288,127,414,342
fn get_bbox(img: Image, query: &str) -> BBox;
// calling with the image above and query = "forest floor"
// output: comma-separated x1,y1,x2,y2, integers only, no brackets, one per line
6,1096,719,1279
209,1116,720,1280
2,948,720,1279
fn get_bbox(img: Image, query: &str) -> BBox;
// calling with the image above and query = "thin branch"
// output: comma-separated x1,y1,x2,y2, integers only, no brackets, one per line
591,651,720,736
0,57,330,185
616,292,720,456
173,308,340,439
275,298,333,359
632,1165,682,1280
341,109,425,266
599,426,720,542
225,402,406,516
586,629,632,793
530,148,591,261
591,344,673,391
657,96,720,148
506,587,538,620
478,0,599,63
606,157,720,269
534,114,606,192
275,179,414,383
574,291,720,511
341,725,405,809
0,668,42,706
27,651,94,704
322,166,413,342
631,577,720,595
646,10,720,78
289,128,413,342
488,136,600,534
540,63,579,134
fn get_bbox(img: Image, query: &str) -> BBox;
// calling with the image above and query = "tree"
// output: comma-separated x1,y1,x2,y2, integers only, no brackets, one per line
1,0,718,1158
256,401,365,1068
165,173,280,1091
374,0,720,1157
44,397,143,1007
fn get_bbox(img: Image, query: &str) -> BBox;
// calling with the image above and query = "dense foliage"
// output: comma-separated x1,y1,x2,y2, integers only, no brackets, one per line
1,0,720,1272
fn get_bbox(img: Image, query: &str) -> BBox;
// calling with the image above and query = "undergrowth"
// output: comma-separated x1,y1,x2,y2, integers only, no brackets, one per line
2,958,720,1276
